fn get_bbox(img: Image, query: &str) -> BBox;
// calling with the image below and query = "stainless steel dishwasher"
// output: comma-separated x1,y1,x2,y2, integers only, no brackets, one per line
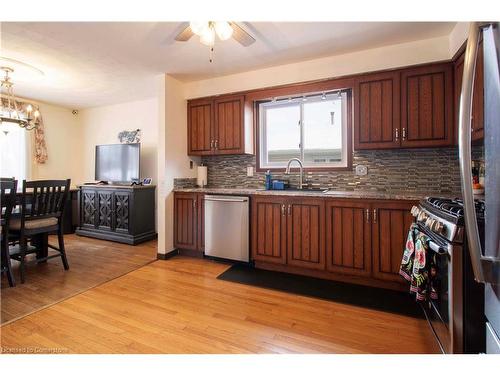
204,195,249,262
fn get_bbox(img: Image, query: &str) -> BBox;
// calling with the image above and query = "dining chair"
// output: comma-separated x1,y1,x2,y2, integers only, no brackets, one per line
9,179,71,283
1,177,18,287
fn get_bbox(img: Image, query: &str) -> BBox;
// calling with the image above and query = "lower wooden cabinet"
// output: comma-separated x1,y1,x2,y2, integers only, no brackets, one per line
371,201,415,283
251,196,287,264
174,192,205,252
325,200,371,277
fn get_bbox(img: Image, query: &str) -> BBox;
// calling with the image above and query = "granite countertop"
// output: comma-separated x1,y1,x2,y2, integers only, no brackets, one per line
172,187,457,201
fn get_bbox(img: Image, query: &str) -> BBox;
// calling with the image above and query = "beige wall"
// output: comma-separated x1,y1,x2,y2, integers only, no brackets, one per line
79,98,158,184
29,101,83,186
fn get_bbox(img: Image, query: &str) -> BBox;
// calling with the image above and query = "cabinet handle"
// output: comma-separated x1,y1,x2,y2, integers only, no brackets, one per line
287,204,291,216
281,204,285,216
194,199,197,209
395,128,399,142
373,209,377,223
210,139,214,149
402,127,406,141
215,140,219,149
366,208,370,223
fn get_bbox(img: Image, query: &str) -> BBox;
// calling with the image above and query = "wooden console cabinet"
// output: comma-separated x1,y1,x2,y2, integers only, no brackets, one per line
76,185,156,245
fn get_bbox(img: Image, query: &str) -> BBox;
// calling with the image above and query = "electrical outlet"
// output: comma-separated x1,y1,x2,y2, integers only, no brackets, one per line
247,166,254,177
355,165,368,176
189,160,194,169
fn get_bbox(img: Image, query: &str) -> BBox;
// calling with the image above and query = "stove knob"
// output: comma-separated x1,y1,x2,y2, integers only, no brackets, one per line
411,206,420,217
418,211,428,222
433,220,445,234
426,218,436,229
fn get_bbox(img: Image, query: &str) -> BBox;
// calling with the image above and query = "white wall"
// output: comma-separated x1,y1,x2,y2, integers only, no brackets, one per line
28,101,83,186
79,98,158,184
184,35,451,99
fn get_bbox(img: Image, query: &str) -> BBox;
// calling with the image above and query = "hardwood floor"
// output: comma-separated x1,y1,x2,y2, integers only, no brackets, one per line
1,234,157,324
0,256,440,354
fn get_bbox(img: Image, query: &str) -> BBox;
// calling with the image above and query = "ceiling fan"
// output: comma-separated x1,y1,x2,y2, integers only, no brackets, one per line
175,22,255,61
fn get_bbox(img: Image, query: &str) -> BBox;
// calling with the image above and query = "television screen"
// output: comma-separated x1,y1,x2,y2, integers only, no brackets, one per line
95,143,140,182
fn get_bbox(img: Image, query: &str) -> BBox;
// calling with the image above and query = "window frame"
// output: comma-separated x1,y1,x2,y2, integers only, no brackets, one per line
256,89,353,172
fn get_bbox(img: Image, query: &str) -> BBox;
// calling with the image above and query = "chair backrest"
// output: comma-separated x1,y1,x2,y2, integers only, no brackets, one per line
0,178,18,230
20,179,71,224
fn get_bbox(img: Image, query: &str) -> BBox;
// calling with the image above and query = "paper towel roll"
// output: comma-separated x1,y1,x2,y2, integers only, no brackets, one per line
197,166,207,187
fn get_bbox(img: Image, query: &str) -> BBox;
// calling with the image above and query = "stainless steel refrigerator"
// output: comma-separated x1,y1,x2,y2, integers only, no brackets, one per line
459,22,500,354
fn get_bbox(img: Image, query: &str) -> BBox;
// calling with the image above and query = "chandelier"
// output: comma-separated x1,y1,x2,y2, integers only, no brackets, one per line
1,66,40,131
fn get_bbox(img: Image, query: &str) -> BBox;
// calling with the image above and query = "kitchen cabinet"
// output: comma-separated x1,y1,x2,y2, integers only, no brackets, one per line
354,71,401,149
454,42,484,143
174,192,200,251
286,198,325,270
188,98,213,155
325,200,371,277
187,94,253,156
371,201,414,283
401,63,454,147
251,196,287,264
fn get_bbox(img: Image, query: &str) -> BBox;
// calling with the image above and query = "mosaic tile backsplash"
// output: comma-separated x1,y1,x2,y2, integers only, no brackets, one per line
174,146,484,197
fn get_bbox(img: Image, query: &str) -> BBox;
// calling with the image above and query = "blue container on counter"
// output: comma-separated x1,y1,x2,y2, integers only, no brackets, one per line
265,170,272,190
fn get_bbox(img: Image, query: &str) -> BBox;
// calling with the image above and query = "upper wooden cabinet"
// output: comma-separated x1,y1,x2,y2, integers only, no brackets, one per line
354,71,401,149
188,94,253,156
454,43,484,143
400,63,454,147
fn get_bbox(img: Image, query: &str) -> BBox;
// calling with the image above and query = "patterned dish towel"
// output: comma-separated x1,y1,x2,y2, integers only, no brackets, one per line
399,224,439,302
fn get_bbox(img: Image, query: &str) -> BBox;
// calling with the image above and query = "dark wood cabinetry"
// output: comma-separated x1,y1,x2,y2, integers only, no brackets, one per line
188,94,252,156
325,200,371,277
401,63,454,147
251,196,287,264
354,71,400,149
454,43,484,142
174,192,205,252
372,201,414,282
286,198,325,270
76,185,156,245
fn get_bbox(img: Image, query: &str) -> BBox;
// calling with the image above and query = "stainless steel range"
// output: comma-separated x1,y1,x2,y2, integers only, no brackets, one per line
410,197,485,354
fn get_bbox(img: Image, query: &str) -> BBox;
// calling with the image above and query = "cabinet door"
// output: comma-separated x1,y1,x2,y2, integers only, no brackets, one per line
214,95,245,154
197,193,205,252
401,63,454,147
114,191,130,234
325,200,371,276
454,43,484,143
286,198,325,270
354,71,401,149
188,99,213,156
81,189,97,228
97,190,113,231
174,193,198,250
372,201,414,283
251,196,287,264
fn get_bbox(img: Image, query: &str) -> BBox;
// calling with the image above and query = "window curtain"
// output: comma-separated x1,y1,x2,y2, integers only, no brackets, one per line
1,97,48,164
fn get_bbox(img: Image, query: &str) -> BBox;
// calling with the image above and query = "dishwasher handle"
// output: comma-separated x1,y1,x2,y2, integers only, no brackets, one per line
204,195,249,203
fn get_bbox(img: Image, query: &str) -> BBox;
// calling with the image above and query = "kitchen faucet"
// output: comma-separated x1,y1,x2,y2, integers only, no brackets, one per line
285,158,304,190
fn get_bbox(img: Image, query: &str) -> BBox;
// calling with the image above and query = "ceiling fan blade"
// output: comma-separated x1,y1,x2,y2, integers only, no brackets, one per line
229,22,255,47
175,25,194,42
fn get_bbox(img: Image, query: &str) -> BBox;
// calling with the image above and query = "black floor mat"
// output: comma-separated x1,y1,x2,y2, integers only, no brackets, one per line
217,264,424,319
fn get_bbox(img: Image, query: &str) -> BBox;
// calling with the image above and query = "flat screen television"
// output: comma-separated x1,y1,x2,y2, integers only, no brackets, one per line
95,143,140,183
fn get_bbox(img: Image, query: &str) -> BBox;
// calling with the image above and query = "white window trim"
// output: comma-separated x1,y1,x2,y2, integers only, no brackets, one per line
259,92,348,170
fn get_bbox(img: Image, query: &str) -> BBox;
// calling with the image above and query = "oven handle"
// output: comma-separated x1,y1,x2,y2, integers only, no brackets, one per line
427,240,447,255
458,22,500,285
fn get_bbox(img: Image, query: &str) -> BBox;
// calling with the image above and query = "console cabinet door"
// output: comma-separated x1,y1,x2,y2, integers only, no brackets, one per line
325,200,371,277
372,201,414,283
252,196,287,264
213,95,245,154
401,63,454,147
174,193,198,250
97,190,113,231
81,189,97,229
286,198,325,270
354,71,401,149
188,99,213,156
113,191,131,234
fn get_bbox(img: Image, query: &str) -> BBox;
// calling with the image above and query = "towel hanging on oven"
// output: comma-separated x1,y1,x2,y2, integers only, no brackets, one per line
399,224,439,302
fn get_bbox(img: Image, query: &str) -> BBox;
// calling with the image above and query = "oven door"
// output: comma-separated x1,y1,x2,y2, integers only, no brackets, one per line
415,224,453,353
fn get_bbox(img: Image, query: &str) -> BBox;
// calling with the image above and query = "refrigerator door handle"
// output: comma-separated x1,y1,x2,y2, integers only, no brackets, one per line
459,22,500,285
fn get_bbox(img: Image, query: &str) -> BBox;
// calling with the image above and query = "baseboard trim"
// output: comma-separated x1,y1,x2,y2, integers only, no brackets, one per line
157,249,179,260
156,248,204,260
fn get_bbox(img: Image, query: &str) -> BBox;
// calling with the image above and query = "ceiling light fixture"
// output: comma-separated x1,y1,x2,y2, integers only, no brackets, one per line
0,66,40,131
188,21,234,62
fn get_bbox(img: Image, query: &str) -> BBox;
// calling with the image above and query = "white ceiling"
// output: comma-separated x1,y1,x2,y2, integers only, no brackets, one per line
1,22,456,108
